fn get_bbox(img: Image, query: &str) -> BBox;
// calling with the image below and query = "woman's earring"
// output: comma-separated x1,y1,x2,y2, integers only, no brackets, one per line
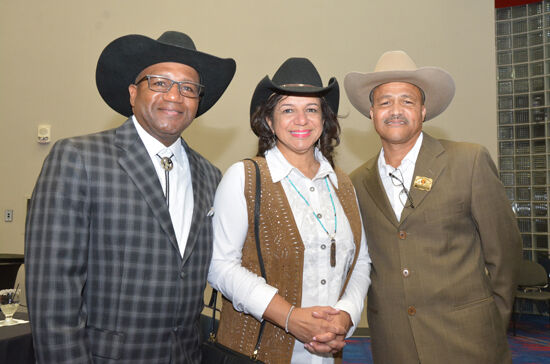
316,138,321,149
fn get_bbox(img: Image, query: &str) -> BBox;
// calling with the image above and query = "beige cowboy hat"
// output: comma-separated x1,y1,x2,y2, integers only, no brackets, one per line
344,50,455,121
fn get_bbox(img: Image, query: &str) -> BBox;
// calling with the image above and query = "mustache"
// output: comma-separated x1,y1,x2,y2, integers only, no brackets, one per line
383,115,408,124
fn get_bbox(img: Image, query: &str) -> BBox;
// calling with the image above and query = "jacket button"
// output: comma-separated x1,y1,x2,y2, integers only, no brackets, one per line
402,268,410,277
399,231,407,239
407,306,416,316
321,279,326,285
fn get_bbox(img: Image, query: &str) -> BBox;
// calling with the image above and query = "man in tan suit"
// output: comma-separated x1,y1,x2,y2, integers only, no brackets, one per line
344,51,522,364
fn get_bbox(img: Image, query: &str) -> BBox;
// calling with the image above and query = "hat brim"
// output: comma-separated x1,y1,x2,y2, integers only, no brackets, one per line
250,76,340,116
344,67,455,121
96,34,236,117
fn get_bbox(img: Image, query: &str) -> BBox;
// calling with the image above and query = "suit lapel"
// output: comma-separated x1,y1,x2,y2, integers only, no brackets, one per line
180,141,209,267
361,153,400,227
115,119,180,254
400,133,446,223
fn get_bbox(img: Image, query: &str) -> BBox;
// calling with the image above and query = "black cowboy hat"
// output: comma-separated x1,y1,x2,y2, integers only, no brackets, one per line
250,57,339,116
96,31,236,117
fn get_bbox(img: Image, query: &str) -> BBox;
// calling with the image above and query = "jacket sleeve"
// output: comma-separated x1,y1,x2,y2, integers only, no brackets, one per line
25,139,92,363
470,146,522,330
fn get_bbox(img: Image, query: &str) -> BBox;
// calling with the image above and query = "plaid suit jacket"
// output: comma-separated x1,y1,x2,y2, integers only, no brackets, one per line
350,133,521,364
25,118,221,364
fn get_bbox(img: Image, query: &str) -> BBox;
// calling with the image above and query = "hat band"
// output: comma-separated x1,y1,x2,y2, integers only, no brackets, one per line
280,83,315,88
368,82,426,104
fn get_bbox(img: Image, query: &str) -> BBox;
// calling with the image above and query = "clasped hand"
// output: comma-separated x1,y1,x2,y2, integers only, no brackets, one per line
286,306,351,354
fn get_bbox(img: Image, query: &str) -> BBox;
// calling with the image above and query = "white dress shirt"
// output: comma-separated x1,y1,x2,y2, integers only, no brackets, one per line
208,146,371,364
378,132,423,221
132,116,194,256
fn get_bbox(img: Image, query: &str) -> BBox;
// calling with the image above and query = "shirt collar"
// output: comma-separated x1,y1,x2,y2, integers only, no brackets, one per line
378,132,424,175
265,146,339,188
132,115,183,164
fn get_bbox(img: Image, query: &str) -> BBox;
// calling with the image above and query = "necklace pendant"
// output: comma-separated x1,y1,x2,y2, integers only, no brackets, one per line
330,238,336,267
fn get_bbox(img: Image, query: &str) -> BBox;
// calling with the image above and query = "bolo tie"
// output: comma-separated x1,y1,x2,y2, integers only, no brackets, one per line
157,152,174,207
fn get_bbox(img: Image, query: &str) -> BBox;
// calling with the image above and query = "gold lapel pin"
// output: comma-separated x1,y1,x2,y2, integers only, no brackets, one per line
413,176,432,191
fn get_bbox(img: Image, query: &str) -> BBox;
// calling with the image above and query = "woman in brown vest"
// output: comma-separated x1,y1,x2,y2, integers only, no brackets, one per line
208,58,371,364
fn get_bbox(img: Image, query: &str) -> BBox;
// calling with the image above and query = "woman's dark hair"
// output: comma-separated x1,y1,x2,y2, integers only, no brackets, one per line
250,93,341,167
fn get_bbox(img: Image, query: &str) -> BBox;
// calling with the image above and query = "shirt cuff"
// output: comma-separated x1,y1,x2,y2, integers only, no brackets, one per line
245,284,278,321
334,300,361,338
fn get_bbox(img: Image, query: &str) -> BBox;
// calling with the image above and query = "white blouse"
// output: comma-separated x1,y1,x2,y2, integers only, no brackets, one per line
208,147,371,364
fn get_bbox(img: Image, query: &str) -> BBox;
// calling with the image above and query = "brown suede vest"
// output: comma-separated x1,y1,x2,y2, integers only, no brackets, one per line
216,157,362,364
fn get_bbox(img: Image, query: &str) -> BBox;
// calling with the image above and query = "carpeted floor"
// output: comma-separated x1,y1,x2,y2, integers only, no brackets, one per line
343,314,550,364
510,314,550,363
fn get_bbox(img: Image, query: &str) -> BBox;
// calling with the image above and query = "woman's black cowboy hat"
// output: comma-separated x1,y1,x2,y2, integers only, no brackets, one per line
250,57,339,116
96,31,236,117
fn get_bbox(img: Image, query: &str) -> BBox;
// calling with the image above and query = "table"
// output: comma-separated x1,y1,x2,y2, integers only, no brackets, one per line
0,311,35,364
0,254,25,264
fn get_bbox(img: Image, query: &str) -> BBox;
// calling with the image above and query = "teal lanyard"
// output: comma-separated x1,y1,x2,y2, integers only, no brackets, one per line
285,175,338,267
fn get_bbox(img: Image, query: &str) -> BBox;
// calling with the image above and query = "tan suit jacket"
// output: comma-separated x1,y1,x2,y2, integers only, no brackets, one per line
350,133,521,364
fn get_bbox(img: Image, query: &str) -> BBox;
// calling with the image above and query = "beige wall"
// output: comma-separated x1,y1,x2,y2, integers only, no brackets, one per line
0,0,497,253
1,1,496,320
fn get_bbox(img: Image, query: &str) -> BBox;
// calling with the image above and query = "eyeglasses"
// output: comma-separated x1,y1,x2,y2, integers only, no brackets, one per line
135,75,204,98
389,169,415,209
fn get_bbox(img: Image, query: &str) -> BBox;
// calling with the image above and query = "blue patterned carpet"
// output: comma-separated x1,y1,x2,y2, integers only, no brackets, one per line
510,314,550,363
343,314,550,364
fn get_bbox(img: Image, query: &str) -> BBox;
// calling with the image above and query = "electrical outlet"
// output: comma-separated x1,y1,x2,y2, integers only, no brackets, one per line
4,209,13,222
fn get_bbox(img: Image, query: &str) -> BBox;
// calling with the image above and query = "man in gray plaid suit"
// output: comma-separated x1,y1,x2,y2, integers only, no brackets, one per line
25,31,235,363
